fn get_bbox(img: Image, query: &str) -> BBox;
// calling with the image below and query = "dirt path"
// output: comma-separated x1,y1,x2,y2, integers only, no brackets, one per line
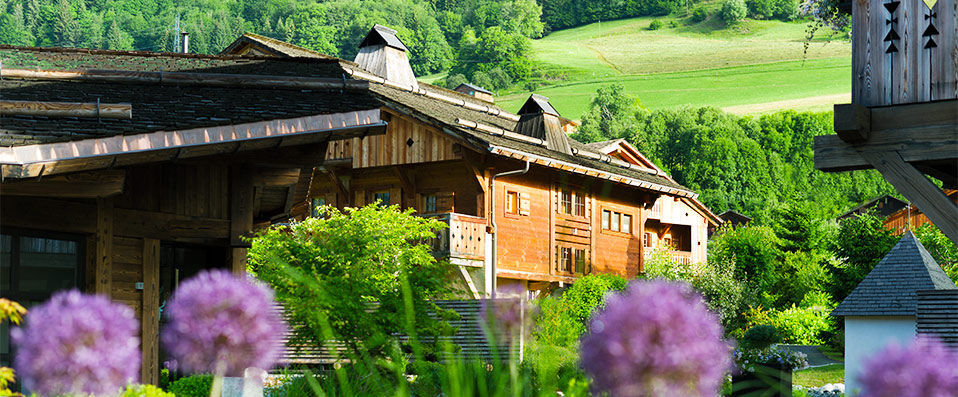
722,93,851,114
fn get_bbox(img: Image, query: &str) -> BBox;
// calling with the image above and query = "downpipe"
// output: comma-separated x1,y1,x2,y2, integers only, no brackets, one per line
488,160,531,299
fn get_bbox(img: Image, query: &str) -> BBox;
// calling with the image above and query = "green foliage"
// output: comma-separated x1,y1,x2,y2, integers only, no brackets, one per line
534,274,627,349
167,374,213,397
539,0,683,31
248,204,454,358
914,223,958,285
120,384,175,397
691,7,709,23
571,84,643,147
742,294,836,345
769,250,834,308
746,0,797,21
445,73,468,89
742,325,782,350
829,211,897,302
648,19,663,30
710,225,783,289
452,26,535,83
721,0,748,24
0,298,25,397
690,256,746,328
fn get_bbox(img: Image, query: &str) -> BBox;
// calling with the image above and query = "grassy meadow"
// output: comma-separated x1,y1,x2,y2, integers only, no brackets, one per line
480,12,852,118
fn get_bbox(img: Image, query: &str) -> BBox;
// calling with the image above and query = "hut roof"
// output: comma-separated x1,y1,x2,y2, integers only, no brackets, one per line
832,231,957,317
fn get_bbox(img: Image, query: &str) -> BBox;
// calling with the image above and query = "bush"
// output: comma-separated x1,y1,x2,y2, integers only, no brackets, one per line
691,257,745,328
648,19,664,30
742,325,782,350
721,0,748,24
534,274,627,348
691,7,709,22
745,0,797,20
445,73,467,89
742,303,835,345
120,384,175,397
167,374,213,397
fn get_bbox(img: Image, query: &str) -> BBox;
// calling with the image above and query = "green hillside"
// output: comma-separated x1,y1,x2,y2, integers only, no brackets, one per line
497,16,852,118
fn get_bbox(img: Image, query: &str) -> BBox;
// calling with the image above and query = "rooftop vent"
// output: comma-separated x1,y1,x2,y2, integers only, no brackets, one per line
454,83,495,103
514,94,572,155
354,24,418,90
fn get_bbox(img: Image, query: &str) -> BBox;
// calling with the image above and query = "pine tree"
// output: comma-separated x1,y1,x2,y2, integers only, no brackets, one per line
106,20,132,50
54,0,82,47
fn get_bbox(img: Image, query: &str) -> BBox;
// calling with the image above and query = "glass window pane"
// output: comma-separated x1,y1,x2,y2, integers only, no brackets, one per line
575,249,586,274
602,210,610,229
622,214,632,234
18,237,78,293
611,212,620,232
560,190,572,214
575,194,586,217
1,235,10,292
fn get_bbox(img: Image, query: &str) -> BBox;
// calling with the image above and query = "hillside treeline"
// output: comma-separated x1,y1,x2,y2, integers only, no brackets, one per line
538,0,685,31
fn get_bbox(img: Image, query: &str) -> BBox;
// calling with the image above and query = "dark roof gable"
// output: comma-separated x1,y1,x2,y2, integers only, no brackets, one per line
832,231,957,317
518,94,559,116
456,83,493,95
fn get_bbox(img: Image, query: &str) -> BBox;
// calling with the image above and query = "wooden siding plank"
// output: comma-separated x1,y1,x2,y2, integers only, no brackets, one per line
96,197,114,296
141,238,160,385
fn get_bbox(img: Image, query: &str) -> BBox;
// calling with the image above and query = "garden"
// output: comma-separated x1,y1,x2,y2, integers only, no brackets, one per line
1,204,956,397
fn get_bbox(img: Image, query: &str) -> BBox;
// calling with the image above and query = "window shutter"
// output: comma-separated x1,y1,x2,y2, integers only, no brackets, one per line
436,192,455,213
519,192,531,216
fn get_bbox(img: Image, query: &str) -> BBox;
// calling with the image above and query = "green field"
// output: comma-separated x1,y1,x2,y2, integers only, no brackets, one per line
492,15,852,118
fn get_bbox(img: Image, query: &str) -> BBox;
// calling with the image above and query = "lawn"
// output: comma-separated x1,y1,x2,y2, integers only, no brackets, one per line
497,57,851,117
793,364,845,388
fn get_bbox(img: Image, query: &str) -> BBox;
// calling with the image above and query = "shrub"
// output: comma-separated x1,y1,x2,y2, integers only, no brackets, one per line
746,0,797,20
167,374,213,397
721,0,748,24
743,303,835,345
445,73,467,89
742,325,782,350
691,256,745,328
534,274,627,348
120,384,175,397
648,19,664,30
691,7,709,22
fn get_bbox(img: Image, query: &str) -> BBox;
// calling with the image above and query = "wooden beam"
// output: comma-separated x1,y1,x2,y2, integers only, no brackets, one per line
1,170,125,198
0,100,132,119
251,167,301,187
861,151,958,244
814,125,958,171
114,209,230,240
0,196,96,233
461,151,488,194
325,168,350,206
140,238,160,385
2,68,369,91
230,164,254,274
95,197,114,296
834,103,870,143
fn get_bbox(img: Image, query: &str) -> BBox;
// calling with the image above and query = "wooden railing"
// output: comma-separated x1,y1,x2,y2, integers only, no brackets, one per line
672,251,692,266
426,213,486,262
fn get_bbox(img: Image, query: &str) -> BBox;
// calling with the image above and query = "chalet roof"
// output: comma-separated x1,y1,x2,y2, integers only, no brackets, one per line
838,195,908,220
455,83,493,95
832,231,957,317
220,33,334,59
719,210,752,224
0,44,694,195
518,94,559,116
0,46,379,147
359,24,408,51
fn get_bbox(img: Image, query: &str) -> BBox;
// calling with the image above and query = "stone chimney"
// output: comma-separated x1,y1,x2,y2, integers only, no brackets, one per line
354,24,418,90
514,94,572,155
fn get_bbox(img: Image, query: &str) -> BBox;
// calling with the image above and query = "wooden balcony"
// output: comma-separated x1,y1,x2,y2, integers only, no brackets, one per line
426,212,486,266
672,250,692,266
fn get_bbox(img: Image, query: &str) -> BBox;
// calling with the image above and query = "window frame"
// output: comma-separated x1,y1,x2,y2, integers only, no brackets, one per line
423,194,438,213
373,191,391,207
574,193,586,217
560,189,572,214
505,190,519,216
600,207,637,237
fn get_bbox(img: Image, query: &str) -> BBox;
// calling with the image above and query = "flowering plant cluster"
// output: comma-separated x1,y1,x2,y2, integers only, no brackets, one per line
799,0,850,32
161,269,288,376
580,280,731,397
11,290,140,396
859,336,958,397
733,346,809,373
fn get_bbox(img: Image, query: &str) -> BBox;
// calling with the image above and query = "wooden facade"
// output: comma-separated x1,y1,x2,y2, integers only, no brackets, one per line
816,0,958,244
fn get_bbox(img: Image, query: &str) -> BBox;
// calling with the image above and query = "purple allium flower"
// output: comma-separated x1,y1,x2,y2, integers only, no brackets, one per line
11,290,139,396
480,285,536,342
162,269,287,376
580,280,732,397
858,336,958,397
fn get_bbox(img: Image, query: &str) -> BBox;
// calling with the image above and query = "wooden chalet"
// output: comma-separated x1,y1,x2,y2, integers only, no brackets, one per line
220,28,721,295
814,0,958,243
884,189,958,234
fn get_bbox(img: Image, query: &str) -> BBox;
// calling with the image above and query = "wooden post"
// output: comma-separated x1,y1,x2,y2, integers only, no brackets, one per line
638,204,647,275
95,197,114,296
230,164,254,274
861,151,958,244
141,238,160,385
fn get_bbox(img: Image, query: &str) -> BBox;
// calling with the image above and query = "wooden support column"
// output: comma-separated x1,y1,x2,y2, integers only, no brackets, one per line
230,164,254,274
95,197,114,296
638,205,647,275
861,151,958,244
141,238,160,385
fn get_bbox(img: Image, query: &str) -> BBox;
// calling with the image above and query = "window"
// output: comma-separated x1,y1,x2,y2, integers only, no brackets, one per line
1,231,84,366
559,246,573,273
644,232,652,247
574,194,586,217
574,249,587,274
664,237,673,248
423,195,437,213
374,192,390,206
310,197,327,217
560,190,572,214
505,191,519,215
601,209,634,235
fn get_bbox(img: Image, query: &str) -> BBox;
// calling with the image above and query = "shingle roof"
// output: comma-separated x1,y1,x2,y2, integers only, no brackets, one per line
220,33,335,59
0,47,379,147
832,231,957,317
456,83,493,95
517,94,559,116
358,24,408,51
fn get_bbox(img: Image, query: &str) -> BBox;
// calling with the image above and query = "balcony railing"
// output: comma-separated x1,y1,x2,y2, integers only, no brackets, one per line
672,250,692,266
426,213,486,264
